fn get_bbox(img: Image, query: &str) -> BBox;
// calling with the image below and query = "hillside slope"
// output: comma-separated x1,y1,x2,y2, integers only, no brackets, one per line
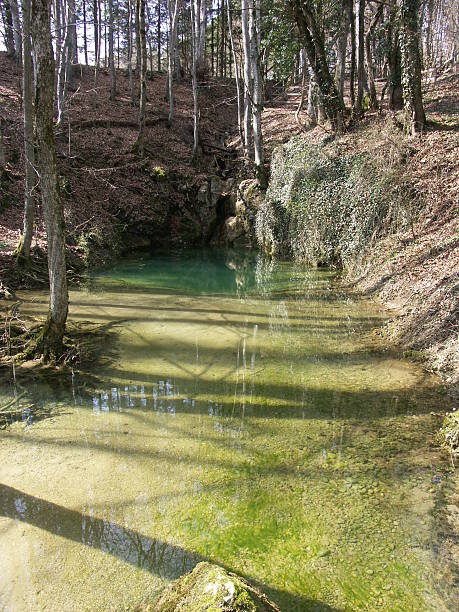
0,54,238,282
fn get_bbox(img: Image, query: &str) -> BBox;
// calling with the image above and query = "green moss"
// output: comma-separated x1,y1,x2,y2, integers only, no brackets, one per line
154,562,278,611
256,134,410,267
438,412,459,457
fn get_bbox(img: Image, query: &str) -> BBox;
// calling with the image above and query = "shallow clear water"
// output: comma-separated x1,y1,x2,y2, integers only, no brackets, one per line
0,250,454,611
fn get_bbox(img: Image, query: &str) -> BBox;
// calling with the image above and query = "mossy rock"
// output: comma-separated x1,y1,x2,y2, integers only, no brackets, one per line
151,562,280,611
438,412,459,457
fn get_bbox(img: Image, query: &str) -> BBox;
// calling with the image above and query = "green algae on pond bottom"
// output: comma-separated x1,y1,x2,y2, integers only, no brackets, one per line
0,250,455,611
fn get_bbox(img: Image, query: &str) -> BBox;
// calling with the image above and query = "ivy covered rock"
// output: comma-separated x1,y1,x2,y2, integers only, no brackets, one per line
153,562,280,612
255,135,408,267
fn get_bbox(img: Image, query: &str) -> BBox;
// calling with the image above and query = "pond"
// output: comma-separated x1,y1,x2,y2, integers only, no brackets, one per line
0,250,454,610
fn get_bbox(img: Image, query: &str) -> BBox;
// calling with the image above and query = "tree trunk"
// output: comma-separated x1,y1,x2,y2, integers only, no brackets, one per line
219,0,225,78
249,0,266,187
108,0,116,99
335,0,350,100
196,0,206,75
135,0,141,70
83,0,88,64
69,0,77,64
0,116,5,167
366,4,383,110
127,0,135,103
93,0,99,69
1,0,15,57
191,0,200,158
400,0,426,133
157,0,161,70
227,0,243,145
135,0,147,154
57,1,71,126
19,0,35,260
354,0,365,118
346,0,356,107
31,0,69,359
241,0,252,158
289,2,345,130
8,0,22,65
167,0,180,124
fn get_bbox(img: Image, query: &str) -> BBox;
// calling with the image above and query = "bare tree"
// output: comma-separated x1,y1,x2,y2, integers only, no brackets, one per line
109,0,116,99
190,0,200,158
135,0,147,154
241,0,252,158
8,0,22,65
31,0,69,358
17,0,35,260
249,0,266,186
227,0,243,145
167,0,180,124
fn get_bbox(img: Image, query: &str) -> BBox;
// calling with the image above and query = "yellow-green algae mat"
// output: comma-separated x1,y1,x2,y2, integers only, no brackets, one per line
0,251,456,611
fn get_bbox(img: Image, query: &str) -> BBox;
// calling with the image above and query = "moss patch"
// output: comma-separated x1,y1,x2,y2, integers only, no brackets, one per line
152,562,279,611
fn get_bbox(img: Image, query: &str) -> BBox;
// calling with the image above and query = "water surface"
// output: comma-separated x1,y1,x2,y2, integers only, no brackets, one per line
0,250,454,611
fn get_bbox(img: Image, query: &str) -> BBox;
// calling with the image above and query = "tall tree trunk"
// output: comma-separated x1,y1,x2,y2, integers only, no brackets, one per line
191,0,200,158
8,0,22,65
354,0,365,117
307,66,318,127
167,0,180,124
335,0,350,100
400,0,426,133
108,0,116,99
227,0,243,145
69,0,77,64
83,0,88,64
19,0,35,260
135,0,140,70
157,0,161,70
127,0,135,103
196,0,206,75
53,0,62,106
93,0,99,69
241,0,252,158
57,1,71,126
0,116,5,167
135,0,147,153
346,0,356,107
1,0,15,57
31,0,69,359
387,1,402,110
249,0,266,186
366,4,383,110
289,2,345,130
219,0,225,78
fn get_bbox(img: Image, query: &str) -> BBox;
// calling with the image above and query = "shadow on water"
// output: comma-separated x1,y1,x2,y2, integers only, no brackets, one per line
0,483,340,611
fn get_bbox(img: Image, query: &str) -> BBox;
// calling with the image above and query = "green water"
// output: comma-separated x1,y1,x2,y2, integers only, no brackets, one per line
0,250,455,611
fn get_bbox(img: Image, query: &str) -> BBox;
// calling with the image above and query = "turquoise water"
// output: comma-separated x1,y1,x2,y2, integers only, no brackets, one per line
0,250,454,611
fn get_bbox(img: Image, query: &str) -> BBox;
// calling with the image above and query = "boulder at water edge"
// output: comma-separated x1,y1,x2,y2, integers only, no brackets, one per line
152,562,280,611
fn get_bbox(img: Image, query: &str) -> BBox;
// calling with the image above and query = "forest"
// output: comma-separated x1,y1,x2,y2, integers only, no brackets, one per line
0,0,458,610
